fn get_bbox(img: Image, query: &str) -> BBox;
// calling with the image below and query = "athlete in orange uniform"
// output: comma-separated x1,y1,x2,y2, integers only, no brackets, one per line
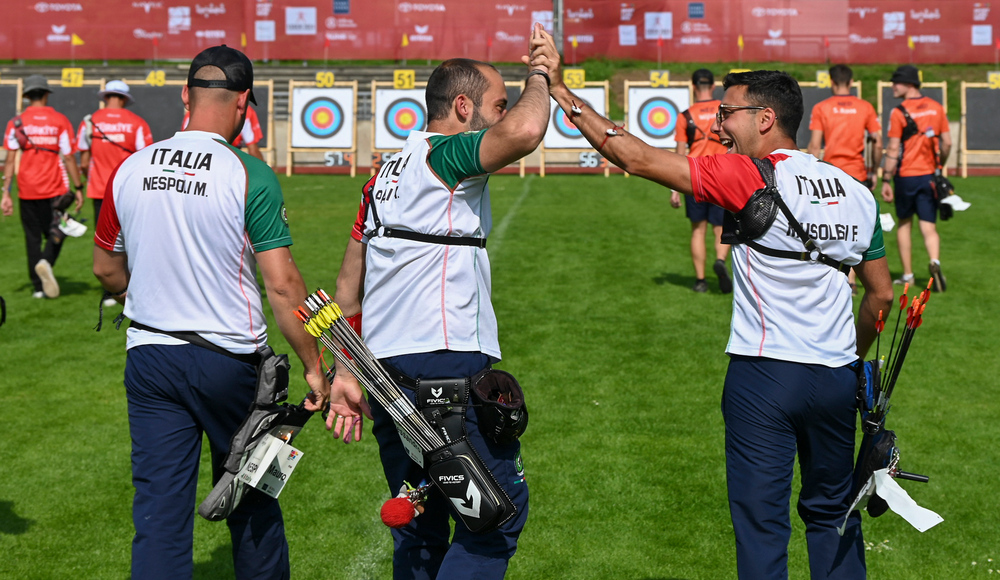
2,75,85,299
881,65,951,291
808,64,882,294
808,64,881,186
670,69,731,293
78,81,153,223
182,106,263,161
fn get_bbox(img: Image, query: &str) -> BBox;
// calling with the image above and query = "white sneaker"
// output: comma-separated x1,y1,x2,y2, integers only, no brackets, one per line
58,216,88,238
103,297,118,307
34,259,60,298
32,291,45,299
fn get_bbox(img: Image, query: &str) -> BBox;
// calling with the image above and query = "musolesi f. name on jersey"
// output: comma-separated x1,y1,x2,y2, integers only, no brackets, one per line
689,149,883,367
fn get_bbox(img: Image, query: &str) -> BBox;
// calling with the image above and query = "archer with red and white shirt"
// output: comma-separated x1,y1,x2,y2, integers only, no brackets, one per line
78,80,153,222
182,105,263,161
2,75,85,299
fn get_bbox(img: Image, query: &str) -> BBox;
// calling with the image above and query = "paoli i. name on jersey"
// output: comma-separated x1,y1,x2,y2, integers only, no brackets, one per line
372,153,412,202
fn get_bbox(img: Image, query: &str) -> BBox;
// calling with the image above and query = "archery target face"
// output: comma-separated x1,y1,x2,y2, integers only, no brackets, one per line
626,87,690,148
302,97,344,139
290,87,355,149
544,87,607,149
374,89,427,150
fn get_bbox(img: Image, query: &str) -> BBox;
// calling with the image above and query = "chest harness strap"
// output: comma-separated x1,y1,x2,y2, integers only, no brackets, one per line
725,157,851,275
366,188,487,248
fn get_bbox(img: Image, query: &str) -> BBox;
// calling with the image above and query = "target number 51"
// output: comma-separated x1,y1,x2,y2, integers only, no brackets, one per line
315,71,336,88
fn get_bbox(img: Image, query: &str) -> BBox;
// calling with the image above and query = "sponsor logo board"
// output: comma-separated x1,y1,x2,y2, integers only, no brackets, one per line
34,2,82,13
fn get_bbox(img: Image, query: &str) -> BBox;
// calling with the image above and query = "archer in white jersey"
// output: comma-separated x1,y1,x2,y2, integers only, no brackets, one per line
545,68,895,579
329,29,559,579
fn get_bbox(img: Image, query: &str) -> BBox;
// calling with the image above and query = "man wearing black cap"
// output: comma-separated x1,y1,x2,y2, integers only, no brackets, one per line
93,45,329,580
881,65,951,292
669,69,731,293
2,74,85,299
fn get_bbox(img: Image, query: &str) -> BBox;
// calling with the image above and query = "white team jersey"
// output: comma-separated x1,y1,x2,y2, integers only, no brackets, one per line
96,131,291,353
362,130,498,361
690,149,883,367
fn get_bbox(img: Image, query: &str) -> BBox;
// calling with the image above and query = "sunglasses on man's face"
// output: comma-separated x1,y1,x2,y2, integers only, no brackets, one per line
716,104,766,125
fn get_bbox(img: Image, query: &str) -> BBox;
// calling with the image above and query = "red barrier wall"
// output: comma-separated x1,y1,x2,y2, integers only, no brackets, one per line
1,1,996,64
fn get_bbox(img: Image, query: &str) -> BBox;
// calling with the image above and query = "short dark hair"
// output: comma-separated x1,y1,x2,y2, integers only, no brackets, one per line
829,64,853,86
24,89,49,102
425,58,497,123
723,70,803,141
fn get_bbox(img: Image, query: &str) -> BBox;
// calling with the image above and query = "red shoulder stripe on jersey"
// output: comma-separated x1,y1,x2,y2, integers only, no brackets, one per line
688,153,789,213
94,163,123,251
351,175,377,241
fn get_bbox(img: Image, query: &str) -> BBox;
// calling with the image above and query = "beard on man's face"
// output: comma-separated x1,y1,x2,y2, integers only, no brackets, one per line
469,106,491,132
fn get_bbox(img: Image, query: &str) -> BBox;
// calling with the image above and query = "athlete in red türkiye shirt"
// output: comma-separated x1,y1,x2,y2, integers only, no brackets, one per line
4,107,76,200
78,108,152,203
182,106,263,160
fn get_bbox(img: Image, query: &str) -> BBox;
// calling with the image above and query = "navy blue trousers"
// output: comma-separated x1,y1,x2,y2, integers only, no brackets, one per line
372,351,529,580
125,344,289,580
722,355,866,580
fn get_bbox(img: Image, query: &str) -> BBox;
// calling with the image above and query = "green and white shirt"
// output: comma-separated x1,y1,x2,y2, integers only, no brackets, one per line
96,131,291,353
361,129,499,360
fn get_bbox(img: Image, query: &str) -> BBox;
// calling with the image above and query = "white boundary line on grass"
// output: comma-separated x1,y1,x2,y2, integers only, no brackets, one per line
345,494,393,578
489,174,534,254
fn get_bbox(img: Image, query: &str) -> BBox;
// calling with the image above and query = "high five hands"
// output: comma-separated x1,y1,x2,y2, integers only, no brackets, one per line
522,23,562,92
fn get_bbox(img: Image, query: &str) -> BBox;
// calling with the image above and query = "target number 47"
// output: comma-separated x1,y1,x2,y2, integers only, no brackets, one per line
315,71,336,88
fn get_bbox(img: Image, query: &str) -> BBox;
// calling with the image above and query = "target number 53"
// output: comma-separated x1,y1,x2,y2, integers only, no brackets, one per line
315,71,336,88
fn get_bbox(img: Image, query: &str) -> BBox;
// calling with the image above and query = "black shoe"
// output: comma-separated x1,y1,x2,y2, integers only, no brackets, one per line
692,280,708,293
929,262,947,292
714,260,732,294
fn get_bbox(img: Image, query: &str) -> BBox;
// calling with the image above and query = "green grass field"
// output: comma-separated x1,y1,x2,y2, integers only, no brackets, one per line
1,173,997,579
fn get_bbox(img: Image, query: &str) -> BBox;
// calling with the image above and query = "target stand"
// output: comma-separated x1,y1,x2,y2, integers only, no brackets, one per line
370,80,427,176
960,81,1000,177
622,80,692,178
540,81,610,177
0,78,24,168
286,79,359,177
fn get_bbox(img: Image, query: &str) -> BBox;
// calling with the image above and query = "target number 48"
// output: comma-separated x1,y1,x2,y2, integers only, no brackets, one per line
145,70,166,86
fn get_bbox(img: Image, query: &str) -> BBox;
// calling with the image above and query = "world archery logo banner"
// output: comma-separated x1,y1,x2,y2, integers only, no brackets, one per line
290,87,355,149
544,87,607,149
374,88,427,150
626,87,690,149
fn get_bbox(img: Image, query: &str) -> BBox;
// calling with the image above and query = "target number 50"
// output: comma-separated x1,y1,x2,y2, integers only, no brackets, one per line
315,71,336,88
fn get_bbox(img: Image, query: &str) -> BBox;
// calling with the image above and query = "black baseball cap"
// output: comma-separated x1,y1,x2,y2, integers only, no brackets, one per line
692,69,714,85
187,45,257,105
890,65,921,88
